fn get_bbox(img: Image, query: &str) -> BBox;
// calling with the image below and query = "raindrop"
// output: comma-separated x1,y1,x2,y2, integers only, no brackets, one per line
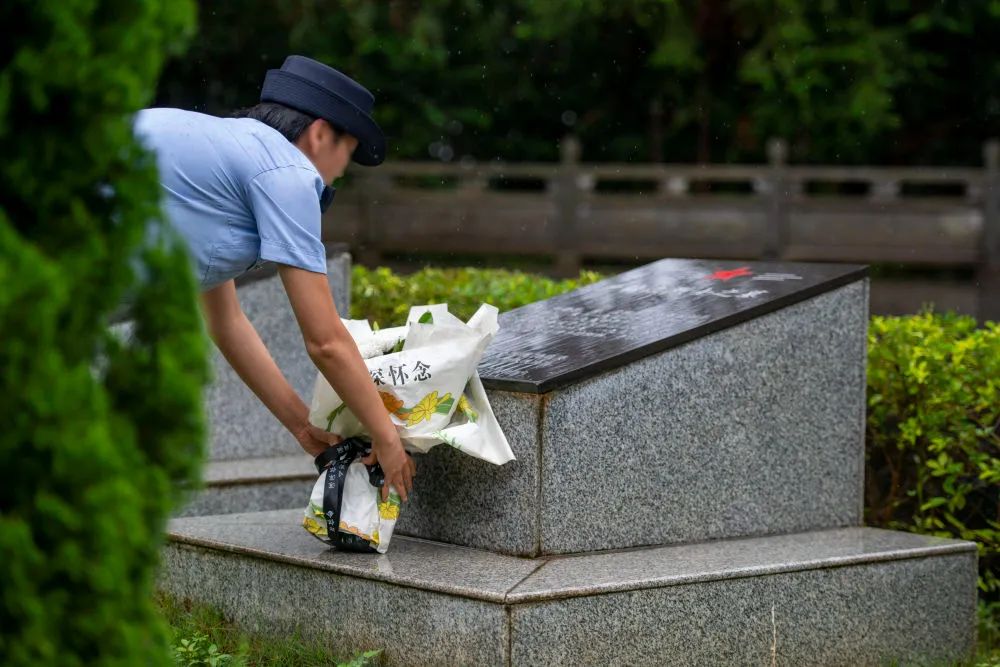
439,145,455,162
561,110,578,126
428,141,442,158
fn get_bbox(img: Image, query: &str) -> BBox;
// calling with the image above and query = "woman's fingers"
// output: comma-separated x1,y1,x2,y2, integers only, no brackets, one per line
385,466,413,503
386,474,407,503
398,469,412,502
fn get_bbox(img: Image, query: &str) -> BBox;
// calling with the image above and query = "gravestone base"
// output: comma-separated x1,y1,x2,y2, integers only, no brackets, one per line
397,274,869,556
161,510,977,667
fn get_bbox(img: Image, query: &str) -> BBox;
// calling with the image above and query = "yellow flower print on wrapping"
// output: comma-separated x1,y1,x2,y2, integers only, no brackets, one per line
378,499,400,520
405,391,453,427
303,516,327,537
457,394,478,422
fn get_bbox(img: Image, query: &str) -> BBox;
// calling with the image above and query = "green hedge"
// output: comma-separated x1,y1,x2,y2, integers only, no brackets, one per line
349,265,604,326
0,1,206,665
866,311,1000,596
352,267,1000,598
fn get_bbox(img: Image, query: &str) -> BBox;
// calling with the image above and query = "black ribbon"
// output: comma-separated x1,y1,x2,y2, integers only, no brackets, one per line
313,437,385,553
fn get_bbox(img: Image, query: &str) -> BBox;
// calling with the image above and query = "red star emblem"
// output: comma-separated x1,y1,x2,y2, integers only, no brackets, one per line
707,266,753,281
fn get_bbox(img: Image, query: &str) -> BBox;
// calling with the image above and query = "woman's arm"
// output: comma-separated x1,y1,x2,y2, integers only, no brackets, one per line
277,264,416,502
199,280,342,458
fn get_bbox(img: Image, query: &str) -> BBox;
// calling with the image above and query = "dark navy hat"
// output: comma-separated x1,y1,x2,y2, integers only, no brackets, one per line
260,55,386,166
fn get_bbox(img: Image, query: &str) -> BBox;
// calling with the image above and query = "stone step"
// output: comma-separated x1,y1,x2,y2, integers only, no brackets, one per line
205,243,351,462
398,260,871,556
176,455,315,517
161,509,977,667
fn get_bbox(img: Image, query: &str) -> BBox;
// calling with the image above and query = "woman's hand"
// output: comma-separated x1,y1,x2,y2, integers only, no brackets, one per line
361,433,416,502
277,265,416,501
295,424,343,458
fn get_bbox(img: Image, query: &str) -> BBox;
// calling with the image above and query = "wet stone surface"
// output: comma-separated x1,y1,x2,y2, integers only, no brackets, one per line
478,258,867,393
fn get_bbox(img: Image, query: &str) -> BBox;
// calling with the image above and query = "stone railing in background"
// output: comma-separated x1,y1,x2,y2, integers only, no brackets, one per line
323,138,1000,322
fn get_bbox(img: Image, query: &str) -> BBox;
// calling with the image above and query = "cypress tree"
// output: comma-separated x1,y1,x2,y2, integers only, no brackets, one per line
0,1,208,664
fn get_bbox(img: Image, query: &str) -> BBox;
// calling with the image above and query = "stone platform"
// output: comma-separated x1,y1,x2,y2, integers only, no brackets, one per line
161,256,979,665
161,509,978,667
396,259,870,555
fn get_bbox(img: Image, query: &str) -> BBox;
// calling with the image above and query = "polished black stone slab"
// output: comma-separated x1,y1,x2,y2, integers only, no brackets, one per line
478,259,868,393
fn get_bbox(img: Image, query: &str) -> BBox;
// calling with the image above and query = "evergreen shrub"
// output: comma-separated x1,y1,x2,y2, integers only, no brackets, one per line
866,311,999,595
0,1,206,664
349,265,604,326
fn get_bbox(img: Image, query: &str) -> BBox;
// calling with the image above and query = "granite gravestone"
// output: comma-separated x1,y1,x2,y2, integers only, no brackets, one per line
395,258,870,555
163,257,977,664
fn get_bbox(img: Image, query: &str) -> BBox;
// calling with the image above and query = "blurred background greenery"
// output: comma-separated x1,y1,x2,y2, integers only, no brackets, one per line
155,0,999,166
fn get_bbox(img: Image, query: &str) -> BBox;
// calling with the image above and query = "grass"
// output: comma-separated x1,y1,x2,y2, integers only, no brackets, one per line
977,602,1000,667
157,591,381,667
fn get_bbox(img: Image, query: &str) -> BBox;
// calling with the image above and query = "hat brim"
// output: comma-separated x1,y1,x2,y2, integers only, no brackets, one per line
261,69,386,166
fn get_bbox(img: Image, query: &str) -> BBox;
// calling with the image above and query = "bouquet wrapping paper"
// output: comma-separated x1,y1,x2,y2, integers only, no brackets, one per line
303,303,514,553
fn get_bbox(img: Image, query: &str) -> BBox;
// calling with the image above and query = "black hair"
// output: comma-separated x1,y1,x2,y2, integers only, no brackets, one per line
231,102,343,143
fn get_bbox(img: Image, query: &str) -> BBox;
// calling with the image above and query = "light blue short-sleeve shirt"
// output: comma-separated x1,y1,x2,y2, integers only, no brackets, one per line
133,107,327,291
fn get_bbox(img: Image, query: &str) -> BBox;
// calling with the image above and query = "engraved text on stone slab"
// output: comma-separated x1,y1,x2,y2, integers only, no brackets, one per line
477,258,867,393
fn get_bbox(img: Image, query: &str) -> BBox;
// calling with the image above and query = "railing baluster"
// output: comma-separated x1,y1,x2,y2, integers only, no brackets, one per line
980,139,1000,323
552,135,583,277
763,138,789,260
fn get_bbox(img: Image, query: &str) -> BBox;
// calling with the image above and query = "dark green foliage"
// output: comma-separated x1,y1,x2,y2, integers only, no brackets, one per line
0,1,206,665
865,311,1000,596
157,1,998,165
349,265,604,326
981,601,1000,664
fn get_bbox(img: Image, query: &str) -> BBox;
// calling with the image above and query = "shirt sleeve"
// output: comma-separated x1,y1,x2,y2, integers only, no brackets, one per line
246,166,327,274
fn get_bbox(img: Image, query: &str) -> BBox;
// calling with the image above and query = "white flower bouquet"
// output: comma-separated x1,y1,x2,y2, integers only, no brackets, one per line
302,303,514,553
